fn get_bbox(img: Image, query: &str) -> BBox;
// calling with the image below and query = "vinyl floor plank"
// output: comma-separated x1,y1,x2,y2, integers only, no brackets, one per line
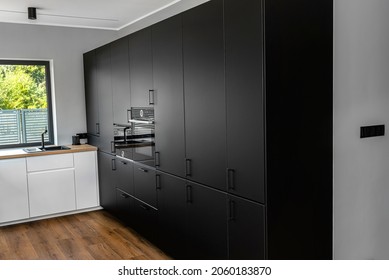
0,210,169,260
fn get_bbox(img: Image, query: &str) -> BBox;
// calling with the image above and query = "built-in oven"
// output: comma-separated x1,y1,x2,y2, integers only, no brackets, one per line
113,107,155,167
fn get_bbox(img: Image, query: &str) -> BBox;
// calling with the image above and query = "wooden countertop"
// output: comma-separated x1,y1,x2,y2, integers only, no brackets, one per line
0,144,98,160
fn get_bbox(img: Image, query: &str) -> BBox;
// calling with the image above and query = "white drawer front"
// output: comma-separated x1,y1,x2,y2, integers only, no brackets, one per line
27,154,74,172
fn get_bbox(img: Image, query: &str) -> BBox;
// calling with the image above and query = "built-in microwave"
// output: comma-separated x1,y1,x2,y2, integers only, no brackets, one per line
113,107,155,167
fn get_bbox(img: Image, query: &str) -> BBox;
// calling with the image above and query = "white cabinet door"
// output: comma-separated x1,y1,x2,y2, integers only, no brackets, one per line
74,151,99,209
28,169,76,217
0,158,29,223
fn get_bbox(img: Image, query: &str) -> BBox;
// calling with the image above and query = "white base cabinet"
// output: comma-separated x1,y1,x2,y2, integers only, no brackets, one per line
0,158,29,223
0,150,99,225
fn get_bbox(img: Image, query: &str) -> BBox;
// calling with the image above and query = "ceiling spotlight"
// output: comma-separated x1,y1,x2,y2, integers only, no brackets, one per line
28,7,37,20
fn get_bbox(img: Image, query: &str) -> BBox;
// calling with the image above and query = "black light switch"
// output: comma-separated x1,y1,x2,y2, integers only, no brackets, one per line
360,125,385,138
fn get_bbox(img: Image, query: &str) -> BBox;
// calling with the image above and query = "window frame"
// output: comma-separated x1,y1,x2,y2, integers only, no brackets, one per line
0,60,54,149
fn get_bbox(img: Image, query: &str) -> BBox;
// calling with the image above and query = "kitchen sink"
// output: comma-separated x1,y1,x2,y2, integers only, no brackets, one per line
23,146,71,153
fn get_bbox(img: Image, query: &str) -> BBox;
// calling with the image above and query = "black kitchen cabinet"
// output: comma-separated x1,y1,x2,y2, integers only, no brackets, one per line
265,0,333,260
224,0,264,203
157,172,228,260
228,195,265,260
116,179,158,245
111,37,131,125
132,198,158,244
182,0,226,190
116,188,134,225
116,158,134,195
98,152,117,214
129,27,154,108
133,164,157,208
85,0,333,260
95,45,114,154
83,50,99,137
116,187,158,244
156,172,187,258
186,181,228,260
152,15,186,177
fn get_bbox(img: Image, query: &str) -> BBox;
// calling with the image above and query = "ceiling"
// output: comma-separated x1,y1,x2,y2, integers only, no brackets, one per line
0,0,201,30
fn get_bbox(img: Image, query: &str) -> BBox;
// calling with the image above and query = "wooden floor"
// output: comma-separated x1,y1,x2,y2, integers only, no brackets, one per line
0,210,170,260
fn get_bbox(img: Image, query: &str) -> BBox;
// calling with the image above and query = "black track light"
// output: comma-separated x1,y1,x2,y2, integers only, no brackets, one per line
28,7,37,20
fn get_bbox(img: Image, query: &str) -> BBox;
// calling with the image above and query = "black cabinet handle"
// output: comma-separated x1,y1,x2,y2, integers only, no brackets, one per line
186,185,193,203
111,141,116,153
138,167,148,173
111,158,116,171
148,90,155,105
227,168,235,190
140,204,150,210
185,158,192,177
96,123,100,135
120,193,130,199
156,174,161,190
155,151,160,167
229,200,236,221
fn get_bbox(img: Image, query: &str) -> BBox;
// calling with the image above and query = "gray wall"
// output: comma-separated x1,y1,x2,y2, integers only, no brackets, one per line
0,22,118,144
0,1,208,146
334,0,389,259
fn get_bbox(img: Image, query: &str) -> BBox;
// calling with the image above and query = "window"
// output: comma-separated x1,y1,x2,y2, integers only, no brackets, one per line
0,60,54,148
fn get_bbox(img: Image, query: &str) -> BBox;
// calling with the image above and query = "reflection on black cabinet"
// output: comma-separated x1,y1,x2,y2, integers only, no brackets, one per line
186,181,228,260
111,37,131,125
224,0,264,203
153,15,186,177
183,0,226,190
98,152,117,213
228,195,265,260
129,27,154,107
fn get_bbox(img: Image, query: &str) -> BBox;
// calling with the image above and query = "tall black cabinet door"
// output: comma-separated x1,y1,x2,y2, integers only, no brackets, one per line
152,15,186,177
98,152,117,214
183,0,226,190
96,45,114,154
224,0,265,203
265,0,333,260
186,181,228,260
156,172,187,258
111,37,131,125
129,27,154,108
83,50,99,137
228,195,265,260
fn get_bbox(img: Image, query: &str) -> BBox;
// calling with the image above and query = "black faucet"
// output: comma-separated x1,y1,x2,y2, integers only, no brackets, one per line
41,127,48,149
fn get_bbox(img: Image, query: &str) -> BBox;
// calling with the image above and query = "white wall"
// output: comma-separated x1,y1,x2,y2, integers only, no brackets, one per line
0,22,118,144
334,0,389,259
117,0,209,37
